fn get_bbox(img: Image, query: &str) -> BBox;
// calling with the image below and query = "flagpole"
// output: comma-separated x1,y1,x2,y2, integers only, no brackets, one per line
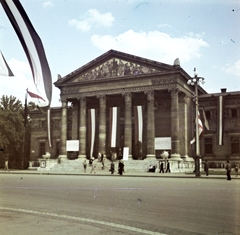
187,68,205,177
21,90,28,169
195,81,201,177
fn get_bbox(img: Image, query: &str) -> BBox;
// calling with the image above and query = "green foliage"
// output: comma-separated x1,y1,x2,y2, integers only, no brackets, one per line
0,95,24,168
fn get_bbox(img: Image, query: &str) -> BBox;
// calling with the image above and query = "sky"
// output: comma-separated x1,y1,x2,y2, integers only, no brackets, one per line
0,0,240,107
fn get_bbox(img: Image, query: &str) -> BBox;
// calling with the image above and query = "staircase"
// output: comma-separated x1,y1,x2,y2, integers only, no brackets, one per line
37,158,195,173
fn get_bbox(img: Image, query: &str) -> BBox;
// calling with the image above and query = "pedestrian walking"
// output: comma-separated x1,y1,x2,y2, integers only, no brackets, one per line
83,159,87,173
110,161,115,174
90,157,96,173
102,155,105,170
226,161,231,180
235,162,239,177
4,159,9,172
165,160,171,173
204,160,209,176
159,161,164,173
118,160,125,175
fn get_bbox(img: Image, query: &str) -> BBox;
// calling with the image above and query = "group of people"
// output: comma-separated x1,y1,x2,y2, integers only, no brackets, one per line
204,160,239,180
83,152,125,175
148,160,171,173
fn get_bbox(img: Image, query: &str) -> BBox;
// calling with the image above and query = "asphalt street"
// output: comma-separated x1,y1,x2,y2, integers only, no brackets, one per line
0,174,239,235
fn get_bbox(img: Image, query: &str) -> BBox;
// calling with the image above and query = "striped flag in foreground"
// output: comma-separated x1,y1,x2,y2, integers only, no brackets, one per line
1,0,52,107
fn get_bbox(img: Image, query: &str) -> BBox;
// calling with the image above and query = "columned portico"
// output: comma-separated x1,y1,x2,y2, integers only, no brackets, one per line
59,99,68,161
124,92,132,159
170,88,182,160
146,90,155,158
78,97,87,158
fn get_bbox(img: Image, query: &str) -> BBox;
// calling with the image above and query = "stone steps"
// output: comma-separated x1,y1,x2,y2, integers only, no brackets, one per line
38,158,195,173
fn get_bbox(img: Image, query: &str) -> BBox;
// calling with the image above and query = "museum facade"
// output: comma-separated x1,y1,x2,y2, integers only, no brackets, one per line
29,50,240,166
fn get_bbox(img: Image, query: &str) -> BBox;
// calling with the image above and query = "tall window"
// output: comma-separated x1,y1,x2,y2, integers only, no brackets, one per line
39,142,45,157
231,137,240,154
231,108,238,118
204,138,213,154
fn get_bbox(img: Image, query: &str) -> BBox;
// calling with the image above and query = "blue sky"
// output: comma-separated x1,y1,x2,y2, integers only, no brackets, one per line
0,0,240,107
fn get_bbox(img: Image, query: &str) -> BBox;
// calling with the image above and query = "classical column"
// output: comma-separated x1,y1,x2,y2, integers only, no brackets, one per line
78,97,87,158
146,90,155,158
71,101,78,140
180,94,192,160
98,95,106,155
59,99,68,161
170,88,182,160
124,92,132,159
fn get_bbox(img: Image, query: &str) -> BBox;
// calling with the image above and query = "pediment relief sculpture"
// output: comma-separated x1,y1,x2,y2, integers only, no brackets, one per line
72,58,163,82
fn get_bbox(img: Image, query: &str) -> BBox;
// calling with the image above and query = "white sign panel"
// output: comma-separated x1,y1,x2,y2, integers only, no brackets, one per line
66,140,79,151
154,137,171,150
123,147,129,161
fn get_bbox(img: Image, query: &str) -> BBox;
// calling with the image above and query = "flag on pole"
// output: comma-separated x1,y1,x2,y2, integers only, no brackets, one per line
27,89,45,101
1,0,52,107
202,108,209,130
190,111,204,145
0,51,14,76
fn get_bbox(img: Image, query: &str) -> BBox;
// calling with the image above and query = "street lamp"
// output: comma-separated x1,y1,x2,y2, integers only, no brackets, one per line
187,68,205,177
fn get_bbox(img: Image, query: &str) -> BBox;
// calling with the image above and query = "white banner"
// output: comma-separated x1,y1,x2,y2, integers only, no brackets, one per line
123,147,129,160
154,137,171,150
66,140,79,151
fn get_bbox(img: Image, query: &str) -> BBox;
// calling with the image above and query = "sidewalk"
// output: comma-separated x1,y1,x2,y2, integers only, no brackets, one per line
0,169,239,179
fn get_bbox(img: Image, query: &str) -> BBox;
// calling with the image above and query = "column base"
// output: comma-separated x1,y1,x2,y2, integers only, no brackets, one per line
78,154,87,159
170,153,182,161
146,154,156,159
58,155,67,163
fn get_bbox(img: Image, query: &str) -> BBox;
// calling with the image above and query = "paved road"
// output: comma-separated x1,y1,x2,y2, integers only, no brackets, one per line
0,174,239,235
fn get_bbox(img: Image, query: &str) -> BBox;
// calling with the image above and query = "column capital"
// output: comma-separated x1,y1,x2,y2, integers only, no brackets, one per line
97,94,106,103
169,87,180,99
123,92,132,102
144,90,154,101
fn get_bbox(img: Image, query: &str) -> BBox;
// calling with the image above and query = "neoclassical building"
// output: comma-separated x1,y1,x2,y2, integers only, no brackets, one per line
29,50,240,166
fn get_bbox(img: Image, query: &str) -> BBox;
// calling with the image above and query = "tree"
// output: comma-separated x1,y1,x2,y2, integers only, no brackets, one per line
0,95,24,168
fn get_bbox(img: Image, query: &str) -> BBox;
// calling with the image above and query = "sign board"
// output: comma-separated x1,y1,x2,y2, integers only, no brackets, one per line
66,140,79,151
154,137,171,150
123,147,129,161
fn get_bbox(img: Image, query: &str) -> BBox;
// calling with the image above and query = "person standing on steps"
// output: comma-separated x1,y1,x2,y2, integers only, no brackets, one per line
110,161,115,174
118,160,125,175
235,162,239,177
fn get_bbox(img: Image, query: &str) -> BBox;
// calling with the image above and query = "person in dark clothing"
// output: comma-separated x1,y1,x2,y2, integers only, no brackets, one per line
204,160,209,176
110,161,115,174
159,161,164,173
148,165,156,172
165,160,171,173
118,160,125,175
226,161,231,180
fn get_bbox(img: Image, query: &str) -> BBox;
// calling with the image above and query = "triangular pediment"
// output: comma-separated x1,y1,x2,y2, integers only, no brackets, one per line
55,50,177,85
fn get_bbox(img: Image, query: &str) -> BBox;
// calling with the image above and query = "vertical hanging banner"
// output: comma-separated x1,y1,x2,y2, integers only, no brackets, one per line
134,105,143,144
1,0,52,108
90,109,96,158
109,107,118,148
218,96,223,145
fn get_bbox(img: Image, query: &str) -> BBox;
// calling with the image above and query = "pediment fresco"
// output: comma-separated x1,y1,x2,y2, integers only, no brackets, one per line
71,57,163,82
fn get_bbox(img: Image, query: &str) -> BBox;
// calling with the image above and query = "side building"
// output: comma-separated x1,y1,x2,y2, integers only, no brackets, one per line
29,50,240,167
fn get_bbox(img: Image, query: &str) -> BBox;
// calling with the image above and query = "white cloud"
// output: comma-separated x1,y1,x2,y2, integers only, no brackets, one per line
69,9,115,32
91,30,209,64
158,23,171,28
42,1,54,8
0,58,35,104
224,60,240,77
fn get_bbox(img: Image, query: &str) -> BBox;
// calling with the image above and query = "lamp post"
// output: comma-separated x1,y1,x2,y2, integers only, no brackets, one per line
187,68,205,177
